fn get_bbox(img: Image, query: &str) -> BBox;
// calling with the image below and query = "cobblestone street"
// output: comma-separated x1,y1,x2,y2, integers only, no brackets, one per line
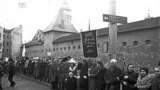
2,75,52,90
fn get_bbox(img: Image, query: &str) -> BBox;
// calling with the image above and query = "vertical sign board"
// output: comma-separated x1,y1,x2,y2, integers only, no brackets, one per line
81,30,98,58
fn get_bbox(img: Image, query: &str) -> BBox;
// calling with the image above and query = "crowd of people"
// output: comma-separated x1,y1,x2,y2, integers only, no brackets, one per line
0,56,160,90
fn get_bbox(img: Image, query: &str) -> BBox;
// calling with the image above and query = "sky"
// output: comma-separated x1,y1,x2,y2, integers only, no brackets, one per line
0,0,159,43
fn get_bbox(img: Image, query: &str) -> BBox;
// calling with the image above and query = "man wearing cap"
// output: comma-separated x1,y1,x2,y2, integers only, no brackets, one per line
104,59,122,90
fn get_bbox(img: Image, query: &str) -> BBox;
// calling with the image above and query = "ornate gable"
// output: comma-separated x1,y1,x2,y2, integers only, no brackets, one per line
32,30,44,42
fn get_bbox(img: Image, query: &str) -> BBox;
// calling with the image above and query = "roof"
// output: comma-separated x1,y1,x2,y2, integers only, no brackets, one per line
25,41,44,47
53,17,160,43
43,1,78,33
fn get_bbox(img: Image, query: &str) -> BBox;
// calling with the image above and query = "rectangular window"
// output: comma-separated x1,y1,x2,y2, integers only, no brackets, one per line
7,42,9,46
71,41,73,44
6,49,8,53
60,47,62,50
3,34,5,39
3,42,5,46
64,47,66,50
122,42,127,47
73,46,75,50
145,40,151,46
102,42,109,53
7,35,9,39
133,41,138,46
97,44,100,48
3,49,5,54
0,43,2,49
68,47,70,50
0,33,1,40
78,46,81,49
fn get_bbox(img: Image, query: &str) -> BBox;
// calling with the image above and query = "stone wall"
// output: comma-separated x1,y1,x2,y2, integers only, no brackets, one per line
52,27,160,70
25,26,160,71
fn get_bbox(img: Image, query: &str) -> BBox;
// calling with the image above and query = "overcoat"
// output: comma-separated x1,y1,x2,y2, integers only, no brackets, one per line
121,71,138,90
104,66,122,90
151,75,160,90
136,74,152,90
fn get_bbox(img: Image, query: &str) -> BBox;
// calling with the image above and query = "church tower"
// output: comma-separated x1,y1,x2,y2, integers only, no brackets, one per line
44,0,78,33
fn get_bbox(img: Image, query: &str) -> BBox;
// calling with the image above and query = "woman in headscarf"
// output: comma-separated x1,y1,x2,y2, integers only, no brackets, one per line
135,67,152,90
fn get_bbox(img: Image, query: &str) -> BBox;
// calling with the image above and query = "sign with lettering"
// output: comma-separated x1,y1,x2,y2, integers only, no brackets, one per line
103,14,127,24
81,30,98,58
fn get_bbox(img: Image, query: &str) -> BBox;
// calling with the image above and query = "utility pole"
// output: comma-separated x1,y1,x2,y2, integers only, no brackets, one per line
103,0,127,60
108,0,117,59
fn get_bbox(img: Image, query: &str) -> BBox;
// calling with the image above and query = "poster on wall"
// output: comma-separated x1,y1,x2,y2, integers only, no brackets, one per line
81,30,98,58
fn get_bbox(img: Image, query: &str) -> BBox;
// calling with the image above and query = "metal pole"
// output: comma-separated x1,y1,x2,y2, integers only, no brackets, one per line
108,0,117,59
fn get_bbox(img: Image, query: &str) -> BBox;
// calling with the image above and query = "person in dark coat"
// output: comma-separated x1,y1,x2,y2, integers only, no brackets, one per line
44,59,50,82
88,62,97,90
8,58,16,87
49,60,59,90
104,59,122,90
66,72,77,90
30,60,35,77
0,64,3,90
151,66,160,90
120,64,138,90
80,59,89,90
96,61,106,90
58,58,70,90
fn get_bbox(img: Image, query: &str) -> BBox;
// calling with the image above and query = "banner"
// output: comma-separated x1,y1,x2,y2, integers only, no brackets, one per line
81,30,98,58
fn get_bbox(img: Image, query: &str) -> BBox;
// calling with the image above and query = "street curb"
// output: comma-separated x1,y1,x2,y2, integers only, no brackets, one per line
16,73,51,87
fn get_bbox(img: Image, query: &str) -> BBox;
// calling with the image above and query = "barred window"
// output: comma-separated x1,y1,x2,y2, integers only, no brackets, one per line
122,42,127,47
133,41,138,46
145,40,151,46
78,46,81,49
73,46,75,49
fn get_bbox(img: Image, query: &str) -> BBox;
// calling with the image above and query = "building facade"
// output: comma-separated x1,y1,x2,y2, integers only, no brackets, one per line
25,0,78,58
0,27,3,58
1,25,23,58
11,25,23,58
3,28,12,58
25,17,160,69
24,0,160,69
